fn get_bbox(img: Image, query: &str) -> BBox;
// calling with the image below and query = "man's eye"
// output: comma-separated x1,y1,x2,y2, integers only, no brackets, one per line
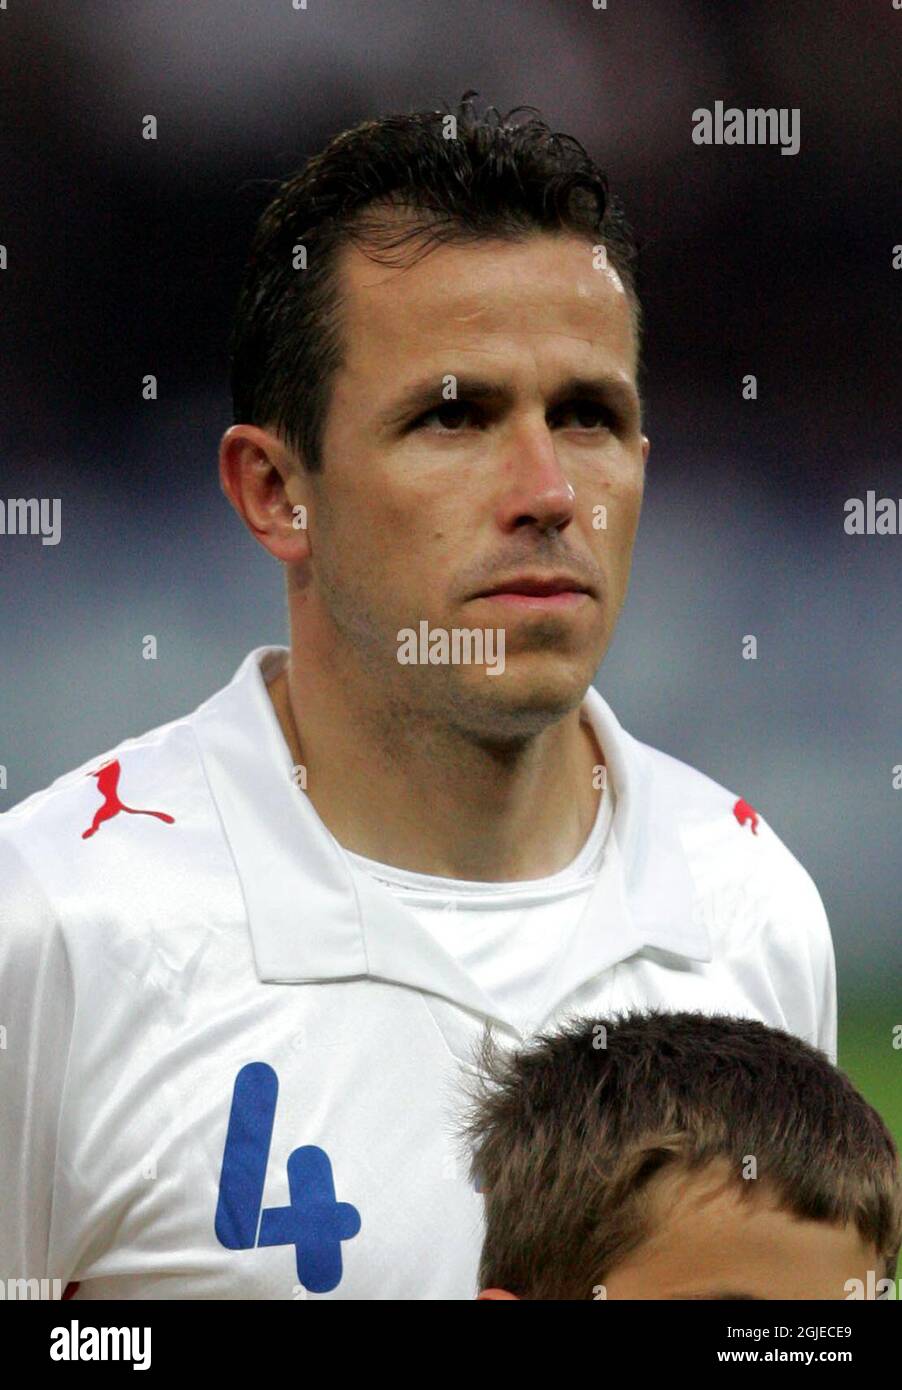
412,400,614,432
554,402,614,430
415,402,474,432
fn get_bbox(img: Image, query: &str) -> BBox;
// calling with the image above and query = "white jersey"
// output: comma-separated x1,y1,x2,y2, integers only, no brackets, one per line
0,646,836,1300
343,755,615,1037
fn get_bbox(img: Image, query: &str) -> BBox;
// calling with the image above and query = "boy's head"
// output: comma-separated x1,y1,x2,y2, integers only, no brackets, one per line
462,1011,902,1300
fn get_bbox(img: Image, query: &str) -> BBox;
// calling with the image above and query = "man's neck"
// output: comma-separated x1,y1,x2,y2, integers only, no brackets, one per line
266,657,603,882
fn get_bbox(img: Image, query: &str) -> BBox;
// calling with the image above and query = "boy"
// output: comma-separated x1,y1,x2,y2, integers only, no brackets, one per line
463,1012,901,1299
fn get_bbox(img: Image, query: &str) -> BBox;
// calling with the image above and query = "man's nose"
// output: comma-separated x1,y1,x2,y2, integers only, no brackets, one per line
494,422,576,534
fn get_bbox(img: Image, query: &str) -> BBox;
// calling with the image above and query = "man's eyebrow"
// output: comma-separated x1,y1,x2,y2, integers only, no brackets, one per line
670,1292,764,1301
377,373,638,429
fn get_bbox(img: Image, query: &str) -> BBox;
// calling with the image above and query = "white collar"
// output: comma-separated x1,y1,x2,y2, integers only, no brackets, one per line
192,647,711,1033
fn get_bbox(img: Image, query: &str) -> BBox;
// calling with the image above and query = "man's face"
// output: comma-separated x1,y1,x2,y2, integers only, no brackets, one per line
599,1162,880,1301
304,227,647,740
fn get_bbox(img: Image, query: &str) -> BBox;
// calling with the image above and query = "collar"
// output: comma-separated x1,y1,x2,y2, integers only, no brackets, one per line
192,647,711,1032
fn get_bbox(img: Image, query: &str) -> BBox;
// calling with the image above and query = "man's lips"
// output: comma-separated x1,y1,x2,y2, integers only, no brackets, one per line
469,575,594,609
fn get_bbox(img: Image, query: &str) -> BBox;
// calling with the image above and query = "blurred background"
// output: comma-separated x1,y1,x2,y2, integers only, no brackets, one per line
0,1,899,1203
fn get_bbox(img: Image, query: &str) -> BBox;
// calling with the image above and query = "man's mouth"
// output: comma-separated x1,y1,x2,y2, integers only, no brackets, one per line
470,574,594,610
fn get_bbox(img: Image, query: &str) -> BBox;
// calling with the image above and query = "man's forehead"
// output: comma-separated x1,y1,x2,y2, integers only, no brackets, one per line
336,231,636,363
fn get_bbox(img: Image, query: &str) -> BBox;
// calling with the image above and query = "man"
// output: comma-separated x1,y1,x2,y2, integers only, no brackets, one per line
0,97,835,1300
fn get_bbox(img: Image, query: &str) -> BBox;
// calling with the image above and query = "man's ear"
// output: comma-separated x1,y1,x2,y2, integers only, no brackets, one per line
641,433,650,468
219,423,312,565
477,1288,520,1300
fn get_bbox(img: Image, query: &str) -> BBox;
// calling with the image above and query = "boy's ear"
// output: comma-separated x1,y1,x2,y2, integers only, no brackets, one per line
478,1288,520,1300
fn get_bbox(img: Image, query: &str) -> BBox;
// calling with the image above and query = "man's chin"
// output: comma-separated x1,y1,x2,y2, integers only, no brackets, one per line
443,659,595,742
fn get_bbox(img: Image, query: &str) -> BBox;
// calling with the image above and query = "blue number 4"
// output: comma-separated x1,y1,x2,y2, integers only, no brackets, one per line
215,1062,361,1293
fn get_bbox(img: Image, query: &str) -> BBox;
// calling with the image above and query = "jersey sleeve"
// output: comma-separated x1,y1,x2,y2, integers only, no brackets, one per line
0,837,75,1285
753,813,839,1066
808,879,837,1064
786,855,838,1065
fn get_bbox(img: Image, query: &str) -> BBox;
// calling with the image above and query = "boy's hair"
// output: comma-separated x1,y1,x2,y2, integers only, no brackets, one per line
229,91,642,472
461,1011,902,1299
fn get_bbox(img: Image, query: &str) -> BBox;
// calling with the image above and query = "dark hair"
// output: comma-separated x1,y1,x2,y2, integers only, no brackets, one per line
229,92,642,472
460,1011,902,1299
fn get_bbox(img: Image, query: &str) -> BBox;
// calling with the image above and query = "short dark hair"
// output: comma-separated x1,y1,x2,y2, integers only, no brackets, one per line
461,1011,902,1299
229,92,642,472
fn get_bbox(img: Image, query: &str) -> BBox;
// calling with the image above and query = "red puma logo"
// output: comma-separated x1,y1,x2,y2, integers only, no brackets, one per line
732,797,759,835
82,759,175,839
